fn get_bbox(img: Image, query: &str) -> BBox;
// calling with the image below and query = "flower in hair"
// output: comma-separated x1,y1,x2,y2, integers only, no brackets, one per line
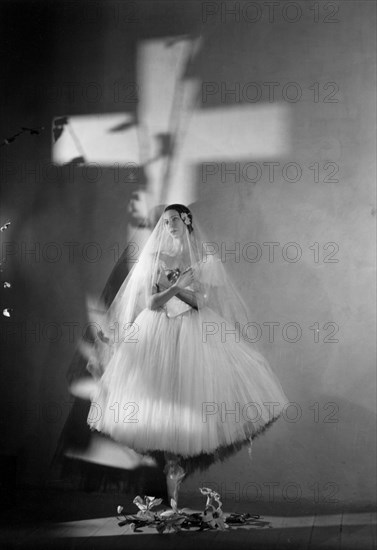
180,212,191,226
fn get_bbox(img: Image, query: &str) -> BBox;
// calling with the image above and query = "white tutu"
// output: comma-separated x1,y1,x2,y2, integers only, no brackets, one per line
87,304,288,462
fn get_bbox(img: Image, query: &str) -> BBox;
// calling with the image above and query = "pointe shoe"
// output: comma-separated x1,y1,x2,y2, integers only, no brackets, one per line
164,460,186,506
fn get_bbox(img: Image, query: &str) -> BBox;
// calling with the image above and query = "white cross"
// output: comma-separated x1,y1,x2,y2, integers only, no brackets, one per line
52,37,290,217
137,37,290,206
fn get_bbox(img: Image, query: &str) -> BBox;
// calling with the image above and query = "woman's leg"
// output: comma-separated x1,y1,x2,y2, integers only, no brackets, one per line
163,452,186,506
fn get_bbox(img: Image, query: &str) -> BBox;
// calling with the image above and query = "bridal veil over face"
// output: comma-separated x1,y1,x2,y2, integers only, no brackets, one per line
107,204,252,343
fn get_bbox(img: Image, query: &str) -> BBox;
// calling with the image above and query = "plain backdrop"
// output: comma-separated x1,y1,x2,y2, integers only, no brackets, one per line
0,0,375,508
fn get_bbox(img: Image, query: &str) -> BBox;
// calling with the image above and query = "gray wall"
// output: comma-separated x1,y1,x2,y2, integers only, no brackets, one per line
0,1,375,507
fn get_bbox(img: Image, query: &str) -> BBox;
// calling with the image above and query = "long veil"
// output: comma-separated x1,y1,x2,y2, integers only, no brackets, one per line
81,203,288,475
85,204,254,374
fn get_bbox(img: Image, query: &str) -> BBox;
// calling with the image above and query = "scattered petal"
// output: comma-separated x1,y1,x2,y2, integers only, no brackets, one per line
1,126,44,148
148,497,163,510
156,522,166,534
160,509,175,519
116,487,263,534
0,221,11,232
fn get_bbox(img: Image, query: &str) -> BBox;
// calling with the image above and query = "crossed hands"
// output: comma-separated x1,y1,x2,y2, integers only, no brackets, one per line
157,266,195,291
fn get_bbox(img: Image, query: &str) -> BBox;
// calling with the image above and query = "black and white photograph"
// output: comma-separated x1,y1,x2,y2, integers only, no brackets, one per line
0,0,376,548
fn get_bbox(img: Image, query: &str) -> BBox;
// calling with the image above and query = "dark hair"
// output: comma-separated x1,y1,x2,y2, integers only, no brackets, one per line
164,203,193,233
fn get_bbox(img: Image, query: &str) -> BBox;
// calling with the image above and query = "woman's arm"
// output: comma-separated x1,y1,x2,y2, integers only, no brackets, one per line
174,287,198,309
148,267,196,310
148,283,180,311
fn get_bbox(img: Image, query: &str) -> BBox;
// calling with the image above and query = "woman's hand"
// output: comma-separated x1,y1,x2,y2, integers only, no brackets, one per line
156,269,173,291
173,267,194,290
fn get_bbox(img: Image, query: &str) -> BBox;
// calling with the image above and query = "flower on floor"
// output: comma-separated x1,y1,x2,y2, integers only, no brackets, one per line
199,487,228,530
202,506,228,530
116,486,262,534
157,498,187,533
132,495,163,523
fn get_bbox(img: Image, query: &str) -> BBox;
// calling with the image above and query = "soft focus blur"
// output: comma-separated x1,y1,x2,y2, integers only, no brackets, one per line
0,0,375,508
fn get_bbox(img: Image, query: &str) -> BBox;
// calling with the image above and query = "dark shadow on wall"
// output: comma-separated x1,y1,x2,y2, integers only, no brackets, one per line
0,0,199,493
0,0,374,507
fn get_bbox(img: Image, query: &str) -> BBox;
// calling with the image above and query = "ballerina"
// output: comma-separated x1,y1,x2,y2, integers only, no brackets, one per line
86,204,288,506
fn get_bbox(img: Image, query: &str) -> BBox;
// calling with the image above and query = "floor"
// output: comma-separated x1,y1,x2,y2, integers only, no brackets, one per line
0,486,375,550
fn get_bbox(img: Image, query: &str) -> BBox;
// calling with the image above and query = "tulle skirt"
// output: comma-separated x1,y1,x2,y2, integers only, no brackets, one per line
87,305,288,468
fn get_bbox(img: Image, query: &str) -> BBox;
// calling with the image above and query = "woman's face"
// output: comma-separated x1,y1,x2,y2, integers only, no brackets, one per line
163,210,186,239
